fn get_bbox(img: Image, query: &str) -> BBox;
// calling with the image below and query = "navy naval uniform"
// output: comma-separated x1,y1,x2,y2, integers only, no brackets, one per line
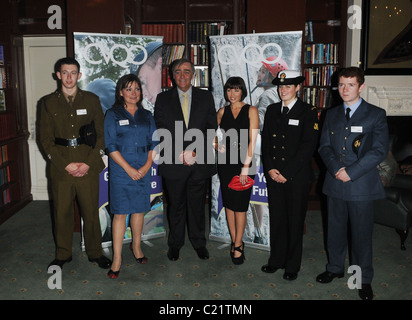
262,97,319,274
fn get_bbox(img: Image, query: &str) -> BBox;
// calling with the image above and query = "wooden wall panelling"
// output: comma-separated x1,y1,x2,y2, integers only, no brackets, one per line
66,0,125,56
246,0,305,34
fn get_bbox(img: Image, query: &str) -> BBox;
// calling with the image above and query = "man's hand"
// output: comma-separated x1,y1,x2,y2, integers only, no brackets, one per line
179,150,196,166
65,162,90,177
335,167,351,182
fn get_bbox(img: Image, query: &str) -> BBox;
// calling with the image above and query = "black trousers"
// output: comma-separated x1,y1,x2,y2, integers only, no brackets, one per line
266,178,311,273
326,197,374,284
163,168,208,250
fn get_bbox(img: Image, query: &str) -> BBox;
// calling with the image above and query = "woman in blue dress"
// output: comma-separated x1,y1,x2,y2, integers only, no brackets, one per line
104,74,157,278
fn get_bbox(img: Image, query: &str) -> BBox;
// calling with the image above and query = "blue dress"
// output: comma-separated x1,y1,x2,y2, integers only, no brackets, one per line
104,105,157,214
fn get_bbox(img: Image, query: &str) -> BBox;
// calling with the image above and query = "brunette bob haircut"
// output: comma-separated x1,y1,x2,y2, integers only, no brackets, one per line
223,76,248,102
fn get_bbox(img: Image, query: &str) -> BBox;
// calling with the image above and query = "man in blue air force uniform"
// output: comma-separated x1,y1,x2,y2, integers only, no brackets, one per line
316,67,389,300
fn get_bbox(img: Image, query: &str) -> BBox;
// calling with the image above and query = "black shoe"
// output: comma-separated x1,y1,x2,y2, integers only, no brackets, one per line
231,242,245,265
230,242,234,258
283,272,298,281
195,247,209,260
316,271,344,283
48,257,72,269
88,256,111,269
261,264,279,273
167,247,180,261
107,269,120,279
358,284,373,300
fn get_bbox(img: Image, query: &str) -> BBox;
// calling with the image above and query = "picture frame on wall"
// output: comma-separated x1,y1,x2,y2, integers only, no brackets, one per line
361,0,412,75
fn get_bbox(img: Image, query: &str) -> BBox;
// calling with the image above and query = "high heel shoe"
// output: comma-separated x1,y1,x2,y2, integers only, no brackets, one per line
107,269,120,279
231,242,245,265
230,242,234,258
129,243,148,264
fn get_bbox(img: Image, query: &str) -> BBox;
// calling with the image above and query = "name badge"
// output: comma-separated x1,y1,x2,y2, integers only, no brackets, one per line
76,109,87,115
288,119,299,126
119,119,129,126
351,126,363,133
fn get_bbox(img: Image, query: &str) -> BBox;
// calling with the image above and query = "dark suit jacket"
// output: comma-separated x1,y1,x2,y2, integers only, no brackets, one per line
261,98,319,183
318,99,389,201
154,86,217,179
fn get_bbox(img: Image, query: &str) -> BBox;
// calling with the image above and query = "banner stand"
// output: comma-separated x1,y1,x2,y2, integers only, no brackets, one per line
208,31,303,251
73,32,166,253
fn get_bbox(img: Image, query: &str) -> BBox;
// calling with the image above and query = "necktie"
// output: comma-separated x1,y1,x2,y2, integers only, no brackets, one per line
345,107,351,122
68,95,74,107
182,93,189,126
282,106,289,115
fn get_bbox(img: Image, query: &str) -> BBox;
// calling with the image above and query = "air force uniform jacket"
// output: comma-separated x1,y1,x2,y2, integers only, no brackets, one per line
318,99,389,201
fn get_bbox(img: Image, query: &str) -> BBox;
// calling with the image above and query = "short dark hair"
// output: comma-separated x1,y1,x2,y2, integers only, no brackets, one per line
55,57,80,73
114,74,143,107
338,67,365,86
171,58,195,74
223,76,247,102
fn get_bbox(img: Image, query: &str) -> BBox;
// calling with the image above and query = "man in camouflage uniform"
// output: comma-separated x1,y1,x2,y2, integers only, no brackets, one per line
39,57,111,269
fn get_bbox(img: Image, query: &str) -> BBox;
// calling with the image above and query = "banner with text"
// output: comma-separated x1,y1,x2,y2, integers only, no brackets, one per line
209,31,302,250
74,32,165,250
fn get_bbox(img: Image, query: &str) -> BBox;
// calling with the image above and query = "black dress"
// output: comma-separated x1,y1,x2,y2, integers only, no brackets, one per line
217,104,255,212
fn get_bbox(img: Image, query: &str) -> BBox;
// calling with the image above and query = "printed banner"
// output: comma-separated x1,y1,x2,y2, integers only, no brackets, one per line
73,32,165,250
209,31,302,250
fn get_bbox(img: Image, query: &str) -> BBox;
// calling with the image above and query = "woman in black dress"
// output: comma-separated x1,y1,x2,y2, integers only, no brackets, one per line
216,77,259,264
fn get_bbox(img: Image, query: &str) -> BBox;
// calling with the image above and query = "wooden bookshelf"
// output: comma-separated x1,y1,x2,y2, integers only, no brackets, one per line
138,0,245,89
0,27,32,224
302,0,347,110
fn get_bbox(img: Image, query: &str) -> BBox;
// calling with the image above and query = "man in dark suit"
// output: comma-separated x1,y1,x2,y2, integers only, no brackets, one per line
154,58,217,261
316,67,389,300
261,70,319,280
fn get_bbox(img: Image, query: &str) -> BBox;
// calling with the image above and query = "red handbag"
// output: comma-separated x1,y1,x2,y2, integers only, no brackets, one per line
228,175,255,191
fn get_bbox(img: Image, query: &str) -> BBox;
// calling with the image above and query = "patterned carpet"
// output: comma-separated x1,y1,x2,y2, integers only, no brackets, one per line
0,200,411,305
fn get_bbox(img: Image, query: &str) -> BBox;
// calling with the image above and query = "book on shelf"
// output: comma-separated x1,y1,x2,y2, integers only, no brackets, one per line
303,87,333,109
192,67,209,88
305,22,314,42
161,67,173,88
0,166,10,186
1,188,11,207
0,145,8,165
142,23,185,43
305,43,339,65
162,45,185,65
304,65,338,87
188,22,230,43
191,44,208,65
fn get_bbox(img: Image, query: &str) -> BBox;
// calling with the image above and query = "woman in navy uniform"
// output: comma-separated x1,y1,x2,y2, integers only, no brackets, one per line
261,70,319,280
104,74,158,278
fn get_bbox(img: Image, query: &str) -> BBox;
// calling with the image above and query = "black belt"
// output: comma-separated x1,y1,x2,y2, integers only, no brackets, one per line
55,137,85,147
117,145,150,153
